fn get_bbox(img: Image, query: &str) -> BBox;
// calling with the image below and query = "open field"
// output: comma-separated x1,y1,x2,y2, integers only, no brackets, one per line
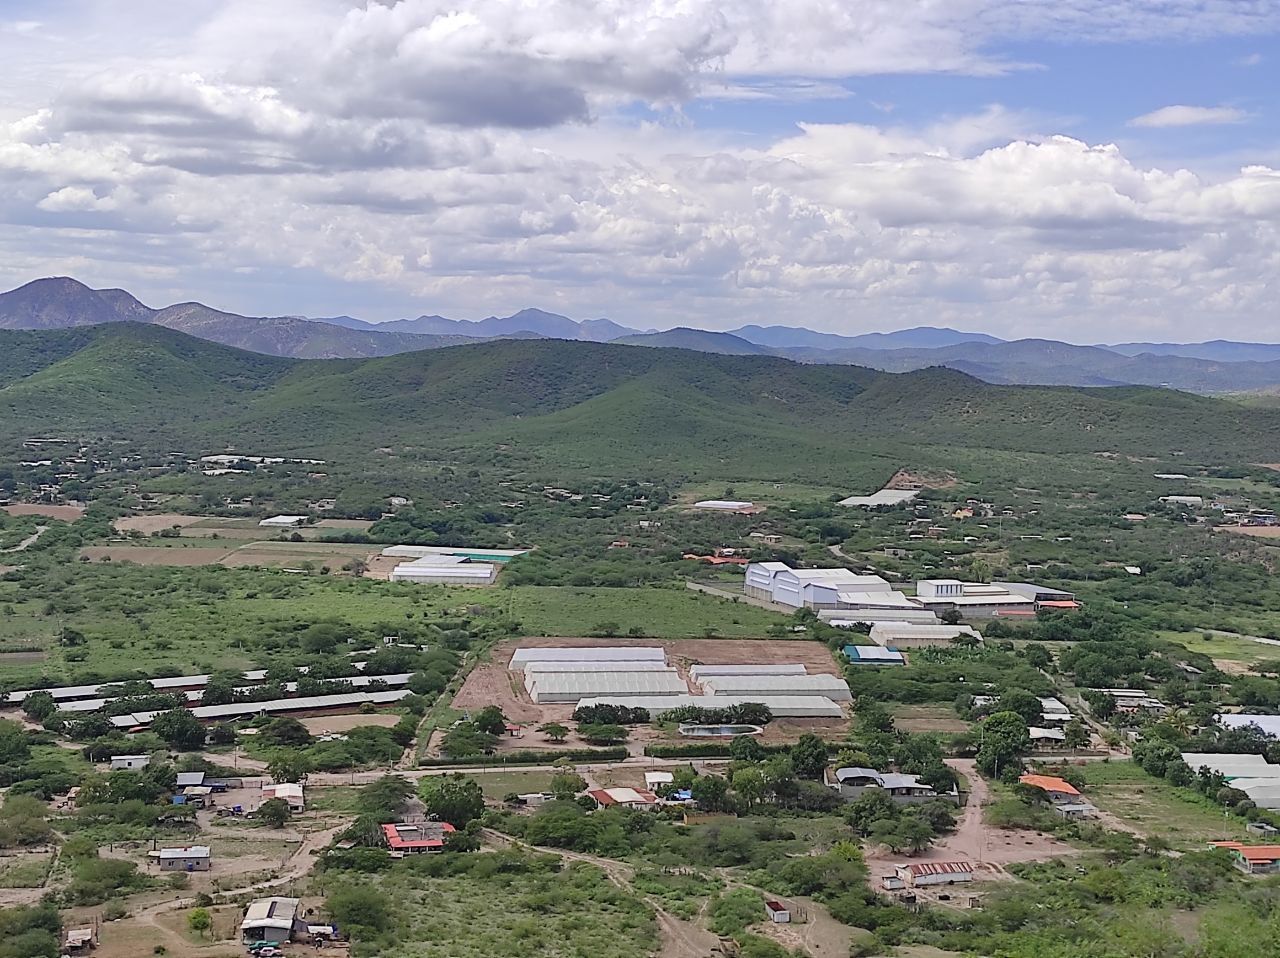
0,852,53,889
891,704,971,733
299,712,402,734
80,538,379,570
505,585,788,638
1219,525,1280,538
1160,629,1280,668
1078,760,1248,848
452,635,850,740
113,513,208,533
2,502,83,520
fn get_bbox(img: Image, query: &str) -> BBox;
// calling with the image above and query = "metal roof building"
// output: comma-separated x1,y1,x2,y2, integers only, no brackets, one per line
390,556,497,584
1218,714,1280,737
689,664,808,680
525,669,686,703
699,674,852,701
510,646,666,669
843,645,906,665
869,622,982,649
838,489,919,508
821,607,941,626
109,689,410,729
523,661,672,673
577,694,843,718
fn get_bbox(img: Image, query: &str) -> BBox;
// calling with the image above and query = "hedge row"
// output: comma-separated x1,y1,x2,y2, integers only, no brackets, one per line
416,747,629,767
643,742,799,759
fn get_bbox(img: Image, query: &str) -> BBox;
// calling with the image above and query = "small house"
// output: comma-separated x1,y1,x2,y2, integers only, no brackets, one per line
241,896,305,944
644,771,675,790
154,845,212,872
764,900,791,923
382,821,456,854
1018,774,1081,804
586,787,659,809
1212,841,1280,875
262,782,305,811
110,754,150,771
894,861,974,887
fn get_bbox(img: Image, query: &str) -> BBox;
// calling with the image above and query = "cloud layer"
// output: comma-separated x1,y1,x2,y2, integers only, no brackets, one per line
1,0,1279,340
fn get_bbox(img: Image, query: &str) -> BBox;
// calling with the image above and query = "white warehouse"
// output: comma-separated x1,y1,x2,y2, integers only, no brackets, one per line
525,670,687,704
699,674,852,701
510,647,666,669
744,562,894,610
689,664,809,680
870,622,983,649
577,694,844,718
389,555,497,585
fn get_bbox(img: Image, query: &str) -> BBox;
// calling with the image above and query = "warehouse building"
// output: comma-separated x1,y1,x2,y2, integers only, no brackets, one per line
510,647,666,669
838,489,919,508
869,622,982,649
524,661,672,673
688,664,808,680
822,608,941,627
843,646,906,666
390,554,497,585
914,580,1036,617
577,694,844,718
699,673,852,701
381,545,528,560
525,669,687,703
108,689,410,729
744,562,893,610
1218,714,1280,738
258,515,309,528
693,499,761,513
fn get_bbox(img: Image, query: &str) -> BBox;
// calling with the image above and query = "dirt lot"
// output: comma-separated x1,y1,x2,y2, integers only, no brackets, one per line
79,545,233,566
113,513,207,533
3,503,84,520
315,518,375,530
300,712,401,734
78,539,379,571
451,637,850,745
1221,526,1280,538
892,705,971,734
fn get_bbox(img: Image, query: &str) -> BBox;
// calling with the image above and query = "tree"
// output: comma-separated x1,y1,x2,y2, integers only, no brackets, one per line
790,734,828,780
472,706,507,736
731,768,765,807
0,719,32,765
187,907,212,939
326,884,391,937
550,772,586,797
1063,719,1090,750
976,711,1030,779
691,774,732,812
729,734,766,763
408,670,448,695
440,724,497,758
267,752,313,785
151,709,206,751
576,723,628,745
993,689,1043,727
418,774,484,828
20,692,56,722
257,797,290,828
540,722,569,743
259,717,313,747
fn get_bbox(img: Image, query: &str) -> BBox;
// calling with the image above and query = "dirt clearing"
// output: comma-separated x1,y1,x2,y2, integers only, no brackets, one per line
3,503,83,521
300,712,401,734
79,545,233,566
112,513,207,533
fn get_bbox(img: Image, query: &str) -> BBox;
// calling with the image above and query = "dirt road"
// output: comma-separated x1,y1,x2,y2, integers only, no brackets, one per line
0,525,46,554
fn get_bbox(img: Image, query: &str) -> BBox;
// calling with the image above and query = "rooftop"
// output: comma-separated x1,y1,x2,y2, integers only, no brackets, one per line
1019,774,1080,795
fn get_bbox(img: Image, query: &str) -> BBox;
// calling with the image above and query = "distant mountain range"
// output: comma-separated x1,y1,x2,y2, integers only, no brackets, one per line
3,276,1280,395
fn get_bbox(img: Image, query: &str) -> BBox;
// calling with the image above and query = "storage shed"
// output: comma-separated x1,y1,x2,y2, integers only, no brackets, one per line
576,694,844,718
241,896,304,944
510,647,666,669
699,674,852,701
895,861,974,887
843,646,906,665
525,669,686,703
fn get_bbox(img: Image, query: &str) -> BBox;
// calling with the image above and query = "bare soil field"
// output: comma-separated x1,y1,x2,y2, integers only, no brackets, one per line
113,513,207,533
2,503,83,520
1221,526,1280,538
315,518,375,530
453,637,850,739
300,712,401,734
79,545,233,566
892,705,971,733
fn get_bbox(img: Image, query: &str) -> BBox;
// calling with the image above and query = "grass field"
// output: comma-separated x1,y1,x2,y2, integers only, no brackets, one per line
1079,761,1247,848
471,771,556,800
504,586,786,638
0,852,53,888
890,705,971,733
1160,629,1279,668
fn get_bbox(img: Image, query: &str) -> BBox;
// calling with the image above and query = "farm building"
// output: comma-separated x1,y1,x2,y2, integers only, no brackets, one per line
1181,753,1280,781
843,646,906,666
894,861,974,887
587,787,659,808
994,582,1078,607
869,622,982,649
1039,698,1072,725
510,647,666,669
108,689,410,730
1029,727,1067,747
262,782,305,811
743,562,894,610
688,664,809,680
524,661,673,674
258,515,309,528
1211,842,1280,875
913,580,1036,617
825,766,955,804
1161,495,1204,506
1019,774,1081,804
176,771,206,788
822,608,941,626
699,674,852,701
1218,714,1280,738
389,555,497,585
838,489,919,508
153,845,211,872
576,694,844,718
383,821,455,853
764,900,791,922
110,754,150,770
692,499,761,513
380,545,528,560
525,669,686,703
241,897,306,944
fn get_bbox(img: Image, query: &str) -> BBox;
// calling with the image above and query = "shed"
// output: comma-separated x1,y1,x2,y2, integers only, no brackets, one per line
843,645,906,666
895,861,974,887
110,754,150,771
153,845,212,871
258,515,309,528
241,896,304,943
765,900,791,923
262,782,305,811
175,771,207,788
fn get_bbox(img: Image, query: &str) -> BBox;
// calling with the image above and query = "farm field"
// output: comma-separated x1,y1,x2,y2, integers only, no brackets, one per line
1077,761,1247,849
890,704,971,733
504,585,787,638
1159,629,1280,669
2,503,84,520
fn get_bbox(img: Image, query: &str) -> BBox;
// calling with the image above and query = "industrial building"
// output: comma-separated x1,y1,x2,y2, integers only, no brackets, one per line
1218,714,1280,738
524,661,673,673
913,580,1036,616
838,489,919,508
843,645,906,666
576,694,844,718
869,622,982,649
380,545,528,560
693,499,761,513
389,554,497,585
510,647,666,669
688,664,809,680
822,608,941,626
258,515,309,528
744,562,893,610
699,673,852,701
524,669,687,703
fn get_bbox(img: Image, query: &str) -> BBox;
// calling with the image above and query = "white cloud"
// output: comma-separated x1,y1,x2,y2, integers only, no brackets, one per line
0,0,1279,340
1129,104,1248,128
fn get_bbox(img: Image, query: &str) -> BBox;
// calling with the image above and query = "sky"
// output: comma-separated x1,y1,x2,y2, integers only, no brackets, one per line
1,1,1279,342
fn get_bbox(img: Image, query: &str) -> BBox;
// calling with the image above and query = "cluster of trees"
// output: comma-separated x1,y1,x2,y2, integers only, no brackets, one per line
1133,739,1280,825
658,703,773,726
0,902,60,958
571,703,650,724
440,706,508,758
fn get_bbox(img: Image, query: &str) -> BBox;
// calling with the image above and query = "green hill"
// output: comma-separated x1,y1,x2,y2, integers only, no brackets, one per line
2,325,1278,486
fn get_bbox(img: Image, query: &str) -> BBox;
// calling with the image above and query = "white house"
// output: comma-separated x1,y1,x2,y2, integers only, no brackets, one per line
110,754,150,771
262,782,305,811
153,845,211,872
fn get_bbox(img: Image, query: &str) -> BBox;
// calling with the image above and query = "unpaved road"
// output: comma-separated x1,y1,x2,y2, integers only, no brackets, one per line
0,525,46,554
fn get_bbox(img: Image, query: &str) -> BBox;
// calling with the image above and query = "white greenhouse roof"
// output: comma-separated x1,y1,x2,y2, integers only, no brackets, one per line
838,489,919,507
523,661,673,673
1218,714,1280,737
510,646,666,667
526,670,686,697
689,664,809,678
577,694,844,717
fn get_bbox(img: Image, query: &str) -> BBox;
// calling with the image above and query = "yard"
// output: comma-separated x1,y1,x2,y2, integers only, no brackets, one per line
891,705,971,734
1078,761,1248,848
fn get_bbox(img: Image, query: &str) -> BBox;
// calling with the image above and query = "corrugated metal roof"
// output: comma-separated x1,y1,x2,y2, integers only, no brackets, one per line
523,661,672,673
510,647,666,666
526,670,686,697
576,694,843,718
901,861,973,877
